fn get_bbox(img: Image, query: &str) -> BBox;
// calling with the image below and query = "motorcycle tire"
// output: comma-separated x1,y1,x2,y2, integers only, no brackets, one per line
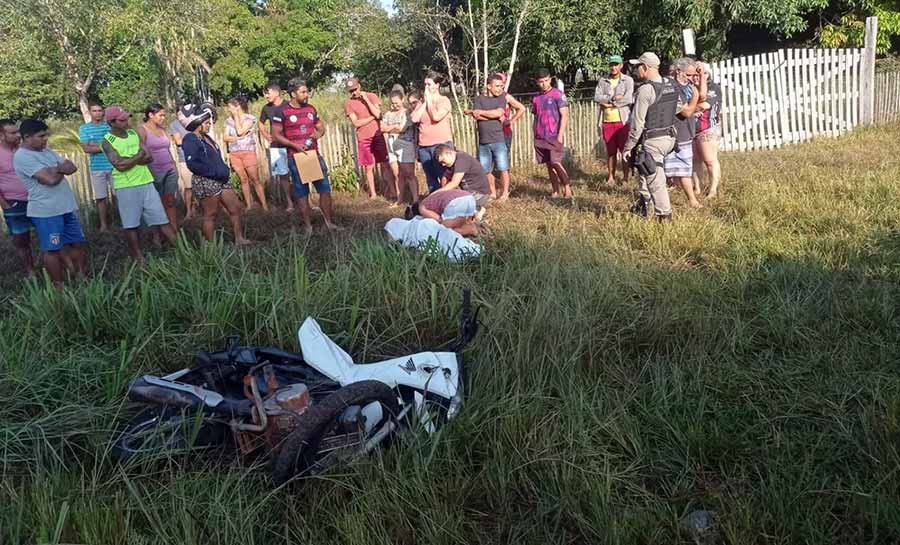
110,407,226,463
271,380,399,487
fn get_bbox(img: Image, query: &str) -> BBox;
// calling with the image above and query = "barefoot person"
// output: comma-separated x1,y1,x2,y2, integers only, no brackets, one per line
0,119,35,278
180,103,251,245
381,90,418,204
101,106,177,262
433,145,491,221
258,82,293,212
466,74,514,202
664,58,703,209
225,96,268,211
411,71,454,193
594,55,634,186
271,78,339,233
78,102,114,231
169,112,195,219
14,119,88,287
344,77,392,200
138,103,179,230
418,188,479,237
532,68,572,198
692,63,723,199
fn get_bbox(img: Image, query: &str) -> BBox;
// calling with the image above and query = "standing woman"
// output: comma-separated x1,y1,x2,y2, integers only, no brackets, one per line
692,63,723,199
410,71,453,193
138,103,179,229
178,103,251,245
381,90,419,204
224,96,268,211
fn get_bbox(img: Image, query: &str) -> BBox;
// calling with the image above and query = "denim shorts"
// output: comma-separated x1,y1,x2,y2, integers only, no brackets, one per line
478,141,510,173
269,147,289,177
3,200,33,236
288,153,332,198
30,211,85,251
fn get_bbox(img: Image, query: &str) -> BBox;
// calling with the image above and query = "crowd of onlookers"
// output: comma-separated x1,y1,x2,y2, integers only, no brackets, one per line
0,51,723,287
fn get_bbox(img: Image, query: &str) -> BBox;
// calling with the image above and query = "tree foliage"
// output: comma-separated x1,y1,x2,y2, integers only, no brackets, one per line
0,0,896,120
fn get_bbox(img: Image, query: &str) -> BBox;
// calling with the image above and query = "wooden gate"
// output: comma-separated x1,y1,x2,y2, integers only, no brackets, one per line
710,48,864,152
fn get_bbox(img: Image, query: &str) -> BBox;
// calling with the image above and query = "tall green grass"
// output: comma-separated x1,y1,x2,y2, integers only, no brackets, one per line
3,125,900,544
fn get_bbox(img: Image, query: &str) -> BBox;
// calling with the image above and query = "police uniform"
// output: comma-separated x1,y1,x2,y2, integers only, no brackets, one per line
624,53,679,218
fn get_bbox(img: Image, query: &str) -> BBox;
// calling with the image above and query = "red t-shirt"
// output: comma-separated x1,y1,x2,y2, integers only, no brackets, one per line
272,102,320,154
344,92,382,140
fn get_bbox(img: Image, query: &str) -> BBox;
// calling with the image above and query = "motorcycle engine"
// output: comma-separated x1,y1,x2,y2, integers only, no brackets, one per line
263,383,311,438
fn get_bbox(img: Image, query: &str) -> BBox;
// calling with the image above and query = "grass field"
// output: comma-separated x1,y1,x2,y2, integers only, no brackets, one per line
2,123,900,544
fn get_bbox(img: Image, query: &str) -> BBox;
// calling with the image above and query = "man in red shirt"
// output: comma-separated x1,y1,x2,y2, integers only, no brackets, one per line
271,78,339,232
344,77,390,200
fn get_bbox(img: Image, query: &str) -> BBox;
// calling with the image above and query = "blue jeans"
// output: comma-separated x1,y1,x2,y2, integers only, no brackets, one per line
417,141,453,192
478,141,510,173
288,153,332,198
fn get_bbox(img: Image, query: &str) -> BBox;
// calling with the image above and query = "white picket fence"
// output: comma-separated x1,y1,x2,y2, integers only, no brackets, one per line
874,70,900,123
708,48,865,151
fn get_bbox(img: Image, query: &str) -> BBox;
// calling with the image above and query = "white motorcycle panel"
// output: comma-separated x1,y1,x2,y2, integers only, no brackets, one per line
298,318,460,400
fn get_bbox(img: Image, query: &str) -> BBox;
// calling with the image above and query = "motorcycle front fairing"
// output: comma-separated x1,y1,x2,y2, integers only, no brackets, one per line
297,318,461,401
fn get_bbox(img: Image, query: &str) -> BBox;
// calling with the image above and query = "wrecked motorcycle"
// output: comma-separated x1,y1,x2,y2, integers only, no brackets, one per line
112,290,480,486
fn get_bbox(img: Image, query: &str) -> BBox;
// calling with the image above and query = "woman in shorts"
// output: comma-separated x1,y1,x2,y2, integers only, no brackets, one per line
138,103,180,228
381,90,419,204
224,96,268,211
179,103,251,245
692,64,723,199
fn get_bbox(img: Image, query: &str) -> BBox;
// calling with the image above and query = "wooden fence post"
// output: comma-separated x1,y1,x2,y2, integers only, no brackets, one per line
682,29,696,56
861,16,878,125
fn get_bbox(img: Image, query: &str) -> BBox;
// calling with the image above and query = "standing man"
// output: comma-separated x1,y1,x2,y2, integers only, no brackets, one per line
623,52,679,221
78,102,114,231
0,119,35,278
344,77,391,200
594,55,634,186
271,78,339,233
531,68,572,199
13,119,88,287
169,113,195,220
664,58,703,209
258,82,294,212
466,73,524,203
100,106,176,263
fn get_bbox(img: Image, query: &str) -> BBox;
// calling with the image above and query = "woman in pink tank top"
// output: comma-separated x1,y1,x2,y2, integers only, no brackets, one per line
138,103,179,229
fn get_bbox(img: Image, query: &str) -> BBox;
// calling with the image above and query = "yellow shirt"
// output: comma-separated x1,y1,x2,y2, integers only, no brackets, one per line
602,77,622,123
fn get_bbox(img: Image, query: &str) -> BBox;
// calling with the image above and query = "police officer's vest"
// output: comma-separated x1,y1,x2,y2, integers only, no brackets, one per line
642,78,679,138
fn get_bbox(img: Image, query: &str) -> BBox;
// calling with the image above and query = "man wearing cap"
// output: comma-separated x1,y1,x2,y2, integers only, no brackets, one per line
100,105,176,263
418,188,479,237
344,77,390,200
78,102,114,231
13,118,88,287
594,55,634,187
623,52,679,221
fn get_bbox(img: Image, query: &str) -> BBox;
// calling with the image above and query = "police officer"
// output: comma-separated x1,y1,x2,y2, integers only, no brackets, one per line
623,52,679,221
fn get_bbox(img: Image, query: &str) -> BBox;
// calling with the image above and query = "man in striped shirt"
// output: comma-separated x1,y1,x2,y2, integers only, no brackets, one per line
78,102,114,231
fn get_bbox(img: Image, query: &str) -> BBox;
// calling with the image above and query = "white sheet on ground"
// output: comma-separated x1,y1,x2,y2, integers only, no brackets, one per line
384,217,482,262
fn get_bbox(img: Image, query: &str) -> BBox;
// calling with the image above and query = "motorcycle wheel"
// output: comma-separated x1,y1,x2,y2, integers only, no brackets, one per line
271,380,399,487
111,408,226,463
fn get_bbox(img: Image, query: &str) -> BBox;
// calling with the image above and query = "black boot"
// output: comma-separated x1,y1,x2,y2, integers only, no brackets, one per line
656,214,672,223
630,197,648,218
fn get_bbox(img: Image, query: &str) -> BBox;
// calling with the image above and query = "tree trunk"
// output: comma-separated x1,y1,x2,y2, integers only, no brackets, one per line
466,0,480,93
75,74,94,122
506,0,530,92
482,4,489,85
435,23,462,111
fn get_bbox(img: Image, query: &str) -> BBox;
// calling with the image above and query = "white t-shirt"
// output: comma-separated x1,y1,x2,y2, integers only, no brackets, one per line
13,147,78,218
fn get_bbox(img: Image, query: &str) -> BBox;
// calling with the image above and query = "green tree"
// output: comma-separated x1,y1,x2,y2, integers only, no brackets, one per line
207,0,337,97
820,1,900,54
